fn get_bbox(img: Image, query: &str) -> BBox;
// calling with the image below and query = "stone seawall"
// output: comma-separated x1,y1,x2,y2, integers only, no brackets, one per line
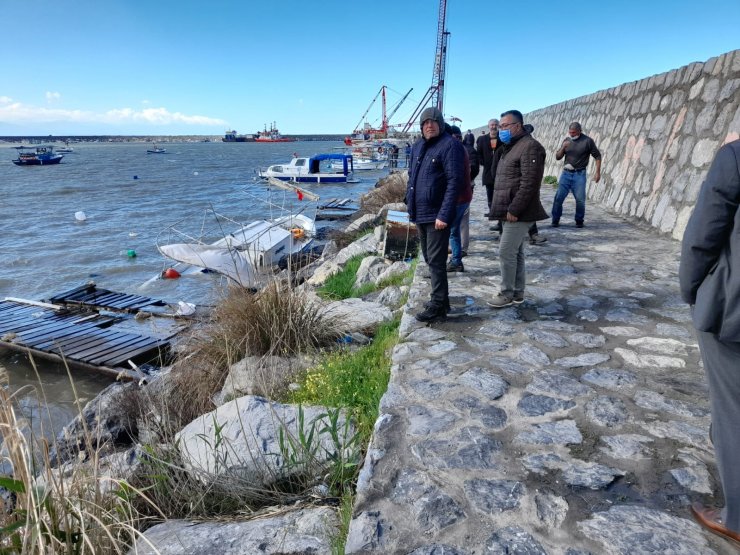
478,49,740,239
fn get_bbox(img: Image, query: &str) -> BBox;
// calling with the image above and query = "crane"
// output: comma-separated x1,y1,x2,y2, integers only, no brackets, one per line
402,0,449,134
386,88,414,131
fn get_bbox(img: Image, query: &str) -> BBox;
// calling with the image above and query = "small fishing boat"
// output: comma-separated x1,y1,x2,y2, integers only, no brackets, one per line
147,144,167,154
56,141,74,153
151,178,320,288
12,145,64,166
258,153,354,183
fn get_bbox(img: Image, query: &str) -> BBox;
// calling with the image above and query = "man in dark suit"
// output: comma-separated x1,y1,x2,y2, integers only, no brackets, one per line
679,139,740,547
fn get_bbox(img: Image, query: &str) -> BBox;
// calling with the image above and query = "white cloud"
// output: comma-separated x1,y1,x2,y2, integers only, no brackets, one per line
0,101,226,128
46,91,61,102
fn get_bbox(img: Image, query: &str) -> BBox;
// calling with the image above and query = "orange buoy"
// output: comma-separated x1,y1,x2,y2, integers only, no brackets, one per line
162,268,181,279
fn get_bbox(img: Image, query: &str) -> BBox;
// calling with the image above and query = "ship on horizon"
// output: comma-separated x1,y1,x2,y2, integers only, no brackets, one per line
254,122,295,143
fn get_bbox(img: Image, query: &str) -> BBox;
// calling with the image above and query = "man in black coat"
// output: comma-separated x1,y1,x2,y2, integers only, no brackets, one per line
406,107,466,322
476,118,503,218
679,139,740,547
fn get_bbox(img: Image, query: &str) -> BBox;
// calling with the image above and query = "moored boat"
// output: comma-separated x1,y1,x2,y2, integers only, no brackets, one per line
12,145,63,166
258,153,354,183
147,144,167,154
254,122,295,142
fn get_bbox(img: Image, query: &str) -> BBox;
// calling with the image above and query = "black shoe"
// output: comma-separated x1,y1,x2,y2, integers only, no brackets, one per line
446,262,464,272
415,304,447,321
461,250,468,258
551,221,560,227
529,234,547,245
576,221,584,228
484,212,491,217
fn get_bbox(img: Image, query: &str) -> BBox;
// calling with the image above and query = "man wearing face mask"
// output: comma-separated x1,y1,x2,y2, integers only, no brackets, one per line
551,122,602,228
406,107,466,322
488,110,548,308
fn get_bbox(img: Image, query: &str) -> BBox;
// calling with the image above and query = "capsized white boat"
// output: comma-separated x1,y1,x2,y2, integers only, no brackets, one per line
152,178,320,288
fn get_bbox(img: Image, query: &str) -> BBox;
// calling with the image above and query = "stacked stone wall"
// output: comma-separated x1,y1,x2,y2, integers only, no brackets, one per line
477,49,740,239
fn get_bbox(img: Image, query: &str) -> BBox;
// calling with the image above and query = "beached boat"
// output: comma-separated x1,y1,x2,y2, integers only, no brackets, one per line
254,122,295,142
147,144,166,154
12,145,64,166
152,178,320,288
258,153,354,183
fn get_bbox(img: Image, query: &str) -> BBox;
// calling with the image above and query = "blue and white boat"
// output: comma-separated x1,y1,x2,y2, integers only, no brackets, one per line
147,144,166,154
258,153,354,183
12,145,64,166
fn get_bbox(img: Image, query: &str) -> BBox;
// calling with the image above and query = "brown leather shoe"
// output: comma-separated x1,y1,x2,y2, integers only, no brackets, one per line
691,502,740,546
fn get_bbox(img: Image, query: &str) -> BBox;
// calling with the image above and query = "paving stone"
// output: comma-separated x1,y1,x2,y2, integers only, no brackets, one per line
600,434,654,459
409,379,456,400
581,367,638,389
605,308,648,325
459,367,509,400
484,526,548,554
533,320,584,332
411,433,503,469
525,327,569,348
555,352,610,368
522,452,565,474
615,347,686,368
479,321,517,337
538,302,565,316
408,545,470,555
464,479,524,514
560,460,625,489
577,506,715,555
584,395,630,427
518,344,551,366
406,405,458,435
626,336,693,356
568,332,606,348
515,420,583,445
576,309,599,321
599,326,642,336
526,371,593,398
416,490,466,531
478,405,508,429
567,295,597,309
518,394,576,416
464,337,511,353
633,390,708,418
641,420,711,450
535,491,569,529
655,322,693,340
490,356,531,375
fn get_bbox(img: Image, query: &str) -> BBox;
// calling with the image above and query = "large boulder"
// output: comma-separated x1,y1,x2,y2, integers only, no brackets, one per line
128,506,339,554
51,381,139,466
318,297,393,335
215,354,316,404
354,256,391,289
307,233,379,286
175,396,355,488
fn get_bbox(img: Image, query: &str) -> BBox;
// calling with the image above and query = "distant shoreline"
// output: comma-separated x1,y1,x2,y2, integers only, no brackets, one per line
0,134,347,144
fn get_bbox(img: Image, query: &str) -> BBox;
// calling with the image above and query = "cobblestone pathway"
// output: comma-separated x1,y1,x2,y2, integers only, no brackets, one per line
346,187,735,554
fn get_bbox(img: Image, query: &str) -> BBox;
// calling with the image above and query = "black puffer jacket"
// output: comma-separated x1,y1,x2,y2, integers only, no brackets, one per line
406,132,465,225
490,132,549,222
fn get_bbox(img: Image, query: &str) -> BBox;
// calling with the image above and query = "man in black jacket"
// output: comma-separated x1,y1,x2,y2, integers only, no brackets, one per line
406,107,466,322
476,118,502,219
679,139,740,547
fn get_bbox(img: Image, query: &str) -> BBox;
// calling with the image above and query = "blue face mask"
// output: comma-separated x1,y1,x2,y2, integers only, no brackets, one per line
499,129,511,144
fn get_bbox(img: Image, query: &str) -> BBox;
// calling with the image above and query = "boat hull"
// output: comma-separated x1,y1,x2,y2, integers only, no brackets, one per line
12,155,63,166
261,174,348,183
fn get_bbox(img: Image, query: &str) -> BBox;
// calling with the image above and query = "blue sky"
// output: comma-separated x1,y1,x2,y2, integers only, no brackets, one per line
1,0,738,136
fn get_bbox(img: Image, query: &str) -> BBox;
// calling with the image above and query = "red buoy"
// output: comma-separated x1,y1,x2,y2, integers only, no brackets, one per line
162,268,181,279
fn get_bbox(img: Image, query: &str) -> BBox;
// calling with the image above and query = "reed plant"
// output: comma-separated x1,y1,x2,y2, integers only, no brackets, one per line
0,363,161,554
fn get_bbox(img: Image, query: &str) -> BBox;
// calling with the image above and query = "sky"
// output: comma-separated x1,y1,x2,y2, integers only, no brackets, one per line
1,0,738,137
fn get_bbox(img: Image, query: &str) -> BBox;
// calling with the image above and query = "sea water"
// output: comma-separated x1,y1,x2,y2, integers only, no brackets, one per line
0,140,386,435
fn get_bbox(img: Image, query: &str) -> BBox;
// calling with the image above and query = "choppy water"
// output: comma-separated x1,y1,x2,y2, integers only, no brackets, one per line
1,140,385,434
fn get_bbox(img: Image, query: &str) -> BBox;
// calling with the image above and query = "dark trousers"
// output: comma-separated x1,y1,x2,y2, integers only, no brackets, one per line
485,183,494,212
417,222,450,309
697,330,740,533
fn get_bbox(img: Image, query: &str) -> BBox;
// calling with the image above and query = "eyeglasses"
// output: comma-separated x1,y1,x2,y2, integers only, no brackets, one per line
499,121,519,129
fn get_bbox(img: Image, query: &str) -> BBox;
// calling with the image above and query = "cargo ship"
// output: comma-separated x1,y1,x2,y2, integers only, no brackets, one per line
222,130,255,142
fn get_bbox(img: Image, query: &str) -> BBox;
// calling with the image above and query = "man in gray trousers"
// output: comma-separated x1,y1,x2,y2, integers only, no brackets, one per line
679,139,740,548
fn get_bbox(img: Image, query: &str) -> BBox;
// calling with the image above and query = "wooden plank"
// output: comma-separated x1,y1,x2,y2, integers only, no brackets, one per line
86,336,162,365
14,313,111,340
102,340,168,367
61,332,145,360
6,316,99,340
0,312,85,335
39,329,132,357
23,320,117,349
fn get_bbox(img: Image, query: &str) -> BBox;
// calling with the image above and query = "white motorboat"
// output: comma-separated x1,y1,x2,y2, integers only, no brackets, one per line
152,179,319,288
258,153,354,183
